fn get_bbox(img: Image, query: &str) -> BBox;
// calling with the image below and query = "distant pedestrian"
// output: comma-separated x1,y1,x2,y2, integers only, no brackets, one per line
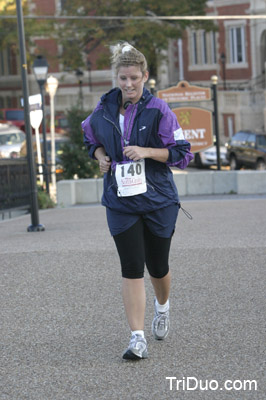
82,42,193,360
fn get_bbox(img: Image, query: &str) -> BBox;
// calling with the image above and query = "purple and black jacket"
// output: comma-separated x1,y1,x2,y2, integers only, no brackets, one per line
82,87,193,216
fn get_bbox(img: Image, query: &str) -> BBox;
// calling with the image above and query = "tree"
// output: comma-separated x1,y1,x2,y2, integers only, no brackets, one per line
58,0,213,77
0,1,213,76
0,0,53,61
59,107,101,179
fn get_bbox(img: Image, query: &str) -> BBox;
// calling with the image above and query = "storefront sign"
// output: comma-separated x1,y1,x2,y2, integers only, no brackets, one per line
172,107,213,153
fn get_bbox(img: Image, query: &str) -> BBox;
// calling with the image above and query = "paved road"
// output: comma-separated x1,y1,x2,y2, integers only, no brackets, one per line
1,195,265,399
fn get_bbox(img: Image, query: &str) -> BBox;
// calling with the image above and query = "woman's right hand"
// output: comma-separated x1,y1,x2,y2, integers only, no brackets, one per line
99,155,111,173
95,147,111,173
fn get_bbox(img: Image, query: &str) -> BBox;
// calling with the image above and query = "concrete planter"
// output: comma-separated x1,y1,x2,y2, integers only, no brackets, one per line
57,170,266,207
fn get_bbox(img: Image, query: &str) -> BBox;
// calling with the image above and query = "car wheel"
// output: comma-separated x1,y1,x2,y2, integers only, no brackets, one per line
229,155,239,170
256,159,266,170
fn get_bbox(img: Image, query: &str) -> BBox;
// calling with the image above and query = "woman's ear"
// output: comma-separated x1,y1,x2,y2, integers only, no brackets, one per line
143,71,149,83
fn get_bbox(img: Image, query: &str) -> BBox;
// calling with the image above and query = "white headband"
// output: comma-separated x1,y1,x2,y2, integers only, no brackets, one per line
122,45,133,54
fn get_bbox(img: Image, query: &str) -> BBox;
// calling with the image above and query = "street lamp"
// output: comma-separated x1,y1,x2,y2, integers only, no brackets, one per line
220,52,227,90
148,78,156,95
46,75,59,202
75,68,84,109
33,55,50,194
211,75,221,171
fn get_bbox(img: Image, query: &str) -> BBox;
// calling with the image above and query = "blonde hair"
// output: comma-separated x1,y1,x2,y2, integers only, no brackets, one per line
111,42,148,76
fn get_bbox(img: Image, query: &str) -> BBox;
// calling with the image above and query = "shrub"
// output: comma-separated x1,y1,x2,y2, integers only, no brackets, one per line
60,107,101,179
37,186,55,209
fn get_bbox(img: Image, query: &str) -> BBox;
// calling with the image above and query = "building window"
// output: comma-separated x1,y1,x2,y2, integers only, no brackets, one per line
230,26,246,63
211,31,217,64
61,0,67,11
201,31,208,64
190,30,217,67
192,32,198,65
223,114,235,138
7,46,17,75
7,47,12,74
0,50,4,75
6,97,12,107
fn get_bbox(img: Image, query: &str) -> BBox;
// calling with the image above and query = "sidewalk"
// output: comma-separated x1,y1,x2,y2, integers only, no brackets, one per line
1,196,265,399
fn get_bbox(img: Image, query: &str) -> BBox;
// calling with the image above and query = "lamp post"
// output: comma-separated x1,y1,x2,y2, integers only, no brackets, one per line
211,75,221,171
75,68,84,109
16,0,44,232
33,55,50,194
46,75,59,202
220,52,227,90
148,78,156,95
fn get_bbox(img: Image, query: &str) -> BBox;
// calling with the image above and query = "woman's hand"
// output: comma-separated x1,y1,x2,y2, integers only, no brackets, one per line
123,146,169,163
99,156,111,173
123,146,149,161
94,147,111,173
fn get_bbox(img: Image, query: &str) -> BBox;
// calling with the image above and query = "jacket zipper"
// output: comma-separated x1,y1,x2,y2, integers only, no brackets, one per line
103,114,124,143
124,104,136,145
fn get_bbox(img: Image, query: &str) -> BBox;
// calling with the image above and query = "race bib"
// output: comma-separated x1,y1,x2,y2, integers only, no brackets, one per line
115,159,147,197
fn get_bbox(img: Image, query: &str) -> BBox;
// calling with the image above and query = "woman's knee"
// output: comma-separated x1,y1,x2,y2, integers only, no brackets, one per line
147,263,169,279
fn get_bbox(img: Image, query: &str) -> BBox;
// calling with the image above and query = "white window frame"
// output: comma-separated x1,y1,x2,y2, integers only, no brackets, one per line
230,26,246,64
223,20,248,69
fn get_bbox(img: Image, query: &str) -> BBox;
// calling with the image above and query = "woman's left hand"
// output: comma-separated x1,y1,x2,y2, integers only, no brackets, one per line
123,146,149,161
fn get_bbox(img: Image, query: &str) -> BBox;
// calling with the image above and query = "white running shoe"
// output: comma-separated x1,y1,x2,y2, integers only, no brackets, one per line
123,333,148,360
152,299,170,340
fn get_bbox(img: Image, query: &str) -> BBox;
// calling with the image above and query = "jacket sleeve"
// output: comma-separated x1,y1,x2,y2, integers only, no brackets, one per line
81,112,103,160
157,105,194,169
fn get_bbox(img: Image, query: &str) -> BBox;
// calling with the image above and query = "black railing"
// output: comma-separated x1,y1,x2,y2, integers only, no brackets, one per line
0,159,31,213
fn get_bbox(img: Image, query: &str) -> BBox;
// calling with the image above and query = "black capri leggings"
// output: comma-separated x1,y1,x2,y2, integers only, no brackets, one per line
113,217,173,279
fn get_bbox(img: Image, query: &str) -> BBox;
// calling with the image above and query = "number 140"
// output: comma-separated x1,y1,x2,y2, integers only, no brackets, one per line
121,163,142,177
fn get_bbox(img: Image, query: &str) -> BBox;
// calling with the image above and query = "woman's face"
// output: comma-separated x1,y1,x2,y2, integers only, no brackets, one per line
117,65,149,105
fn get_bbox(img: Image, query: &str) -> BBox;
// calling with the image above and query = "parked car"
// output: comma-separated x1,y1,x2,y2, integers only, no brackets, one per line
191,144,228,168
0,123,26,159
226,131,266,170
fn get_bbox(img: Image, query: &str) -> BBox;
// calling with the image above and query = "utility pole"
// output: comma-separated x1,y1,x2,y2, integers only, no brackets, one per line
16,0,45,232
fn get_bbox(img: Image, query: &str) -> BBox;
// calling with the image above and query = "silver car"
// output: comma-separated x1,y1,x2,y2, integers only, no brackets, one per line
0,123,26,159
192,145,228,168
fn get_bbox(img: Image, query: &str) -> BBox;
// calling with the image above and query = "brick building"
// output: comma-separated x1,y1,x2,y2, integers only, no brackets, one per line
162,0,266,141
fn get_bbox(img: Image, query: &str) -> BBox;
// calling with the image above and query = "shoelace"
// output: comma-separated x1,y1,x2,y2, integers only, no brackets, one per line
130,334,146,350
156,313,168,329
130,334,142,343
